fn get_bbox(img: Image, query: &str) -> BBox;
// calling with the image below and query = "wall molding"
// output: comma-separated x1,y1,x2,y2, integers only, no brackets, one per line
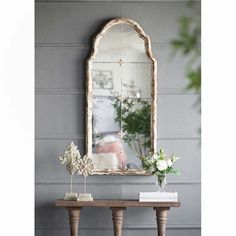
35,134,85,140
35,135,200,140
36,223,201,230
36,43,91,48
35,88,199,95
36,42,197,50
35,43,173,49
35,180,201,185
35,0,201,4
36,88,85,95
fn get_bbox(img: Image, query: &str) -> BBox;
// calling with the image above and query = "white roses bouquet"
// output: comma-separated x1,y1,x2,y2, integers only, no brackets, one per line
141,148,180,176
141,148,180,190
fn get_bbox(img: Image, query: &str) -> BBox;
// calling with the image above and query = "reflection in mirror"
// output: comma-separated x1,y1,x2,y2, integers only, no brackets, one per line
87,18,157,175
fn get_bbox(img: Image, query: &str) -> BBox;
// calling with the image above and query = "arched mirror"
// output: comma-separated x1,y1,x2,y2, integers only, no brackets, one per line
86,18,157,175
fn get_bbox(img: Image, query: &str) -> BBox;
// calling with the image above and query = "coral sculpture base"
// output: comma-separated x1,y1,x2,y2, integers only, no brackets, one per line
77,193,93,201
64,192,78,200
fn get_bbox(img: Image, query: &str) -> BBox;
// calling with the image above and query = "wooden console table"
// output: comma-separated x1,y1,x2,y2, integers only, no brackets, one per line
55,199,180,236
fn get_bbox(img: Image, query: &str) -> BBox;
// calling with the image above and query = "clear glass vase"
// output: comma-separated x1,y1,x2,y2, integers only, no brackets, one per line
156,174,167,192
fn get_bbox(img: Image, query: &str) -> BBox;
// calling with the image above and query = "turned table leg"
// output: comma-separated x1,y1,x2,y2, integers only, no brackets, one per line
154,207,169,236
110,207,126,236
68,208,82,236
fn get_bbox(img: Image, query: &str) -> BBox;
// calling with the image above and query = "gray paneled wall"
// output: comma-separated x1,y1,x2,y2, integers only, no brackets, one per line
35,1,201,235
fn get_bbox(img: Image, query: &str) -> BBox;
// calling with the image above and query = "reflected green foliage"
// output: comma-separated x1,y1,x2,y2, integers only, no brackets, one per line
171,0,201,110
112,97,151,157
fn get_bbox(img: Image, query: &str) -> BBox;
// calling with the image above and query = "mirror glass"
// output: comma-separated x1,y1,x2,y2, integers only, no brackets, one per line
88,19,156,174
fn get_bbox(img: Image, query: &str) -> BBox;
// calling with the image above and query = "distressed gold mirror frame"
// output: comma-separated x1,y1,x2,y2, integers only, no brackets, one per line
86,17,157,175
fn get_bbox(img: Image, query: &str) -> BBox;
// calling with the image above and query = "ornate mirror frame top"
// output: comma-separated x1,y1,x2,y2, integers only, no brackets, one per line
86,17,157,175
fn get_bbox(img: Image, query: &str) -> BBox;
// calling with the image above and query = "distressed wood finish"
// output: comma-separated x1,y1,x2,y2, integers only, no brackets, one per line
86,17,157,175
92,169,150,176
111,207,126,236
68,208,82,236
154,207,169,236
56,200,180,236
56,199,180,208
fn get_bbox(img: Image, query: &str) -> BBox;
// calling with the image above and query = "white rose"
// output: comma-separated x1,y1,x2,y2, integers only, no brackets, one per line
167,159,173,167
156,160,168,171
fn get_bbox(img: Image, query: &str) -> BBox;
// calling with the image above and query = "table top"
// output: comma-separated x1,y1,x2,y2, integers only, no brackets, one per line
55,199,181,208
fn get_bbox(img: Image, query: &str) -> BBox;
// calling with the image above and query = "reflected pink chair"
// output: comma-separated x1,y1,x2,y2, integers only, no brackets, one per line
96,141,127,169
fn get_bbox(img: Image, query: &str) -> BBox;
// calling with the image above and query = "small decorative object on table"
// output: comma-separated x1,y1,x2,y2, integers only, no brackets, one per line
139,191,178,202
76,154,94,201
141,148,180,192
58,142,81,200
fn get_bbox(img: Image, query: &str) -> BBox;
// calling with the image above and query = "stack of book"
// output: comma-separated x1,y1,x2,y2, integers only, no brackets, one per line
139,192,178,202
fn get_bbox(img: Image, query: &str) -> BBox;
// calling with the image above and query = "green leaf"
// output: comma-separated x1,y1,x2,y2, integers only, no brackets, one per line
186,67,201,92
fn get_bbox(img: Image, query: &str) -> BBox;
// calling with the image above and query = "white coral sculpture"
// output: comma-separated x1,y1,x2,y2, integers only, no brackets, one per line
58,142,81,192
77,155,94,177
77,155,94,193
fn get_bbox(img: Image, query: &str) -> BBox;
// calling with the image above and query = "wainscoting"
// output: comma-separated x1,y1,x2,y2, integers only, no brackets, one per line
35,0,201,235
